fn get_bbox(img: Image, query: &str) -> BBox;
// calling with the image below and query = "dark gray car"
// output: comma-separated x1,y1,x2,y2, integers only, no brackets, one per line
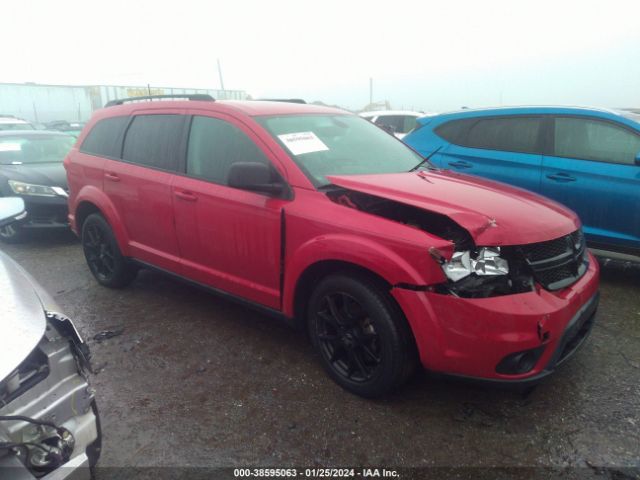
0,131,75,243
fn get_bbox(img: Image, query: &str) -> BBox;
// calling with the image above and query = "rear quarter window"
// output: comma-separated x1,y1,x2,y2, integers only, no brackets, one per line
434,118,476,144
80,116,128,158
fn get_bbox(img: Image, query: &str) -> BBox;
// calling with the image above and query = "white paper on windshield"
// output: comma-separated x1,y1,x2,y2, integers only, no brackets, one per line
277,132,329,156
0,143,22,152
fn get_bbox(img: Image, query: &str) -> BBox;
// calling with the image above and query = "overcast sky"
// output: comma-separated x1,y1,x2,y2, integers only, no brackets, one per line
5,0,639,111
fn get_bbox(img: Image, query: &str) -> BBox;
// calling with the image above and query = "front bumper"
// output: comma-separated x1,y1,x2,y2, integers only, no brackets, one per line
392,251,600,383
16,196,68,229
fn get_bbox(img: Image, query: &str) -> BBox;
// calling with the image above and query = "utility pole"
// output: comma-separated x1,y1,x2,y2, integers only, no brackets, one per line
217,59,225,91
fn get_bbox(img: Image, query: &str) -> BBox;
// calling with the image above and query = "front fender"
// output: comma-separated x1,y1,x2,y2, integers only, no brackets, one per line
282,233,447,317
71,185,130,255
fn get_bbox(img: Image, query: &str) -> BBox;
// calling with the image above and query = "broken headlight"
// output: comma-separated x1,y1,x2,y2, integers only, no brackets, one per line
441,247,509,282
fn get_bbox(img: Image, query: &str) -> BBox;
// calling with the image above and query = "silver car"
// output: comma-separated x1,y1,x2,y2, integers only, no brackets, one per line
0,198,101,479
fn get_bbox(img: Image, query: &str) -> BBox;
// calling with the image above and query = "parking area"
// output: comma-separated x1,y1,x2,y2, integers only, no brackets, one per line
2,231,639,475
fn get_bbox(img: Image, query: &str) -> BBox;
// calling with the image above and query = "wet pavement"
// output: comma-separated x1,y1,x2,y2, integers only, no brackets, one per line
1,231,639,477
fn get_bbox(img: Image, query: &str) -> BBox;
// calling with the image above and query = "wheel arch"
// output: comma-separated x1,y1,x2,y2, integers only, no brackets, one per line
292,259,393,324
72,186,129,254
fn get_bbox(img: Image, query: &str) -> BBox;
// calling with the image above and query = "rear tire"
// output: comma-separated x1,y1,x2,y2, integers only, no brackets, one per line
0,223,27,243
82,213,137,288
307,273,417,398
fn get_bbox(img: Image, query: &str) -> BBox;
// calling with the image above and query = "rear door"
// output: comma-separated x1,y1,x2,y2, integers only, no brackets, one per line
540,116,640,251
172,113,288,309
103,111,187,272
69,116,129,224
433,116,545,193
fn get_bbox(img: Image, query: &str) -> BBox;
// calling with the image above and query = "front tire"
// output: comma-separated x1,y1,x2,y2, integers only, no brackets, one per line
307,273,417,398
82,213,137,288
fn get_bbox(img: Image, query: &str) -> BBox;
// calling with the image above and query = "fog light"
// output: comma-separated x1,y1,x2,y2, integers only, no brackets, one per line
496,346,545,374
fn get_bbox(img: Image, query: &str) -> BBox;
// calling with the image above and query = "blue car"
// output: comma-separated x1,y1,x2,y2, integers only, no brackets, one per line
404,106,640,259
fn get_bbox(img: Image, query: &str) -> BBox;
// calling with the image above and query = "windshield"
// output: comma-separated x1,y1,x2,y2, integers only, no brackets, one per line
256,114,422,187
0,134,75,165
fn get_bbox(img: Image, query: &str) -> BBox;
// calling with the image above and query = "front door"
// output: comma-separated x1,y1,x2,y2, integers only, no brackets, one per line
540,116,640,251
172,113,288,309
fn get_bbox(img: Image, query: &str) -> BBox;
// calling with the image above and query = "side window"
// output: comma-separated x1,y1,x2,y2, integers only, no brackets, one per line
434,118,475,144
122,115,184,171
186,116,271,185
554,117,640,165
374,115,404,133
80,116,128,157
465,117,543,153
401,116,418,134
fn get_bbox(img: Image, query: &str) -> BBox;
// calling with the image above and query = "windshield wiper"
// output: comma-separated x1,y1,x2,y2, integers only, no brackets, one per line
409,146,442,172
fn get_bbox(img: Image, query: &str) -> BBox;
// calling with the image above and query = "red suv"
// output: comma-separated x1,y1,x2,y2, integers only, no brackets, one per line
65,95,600,397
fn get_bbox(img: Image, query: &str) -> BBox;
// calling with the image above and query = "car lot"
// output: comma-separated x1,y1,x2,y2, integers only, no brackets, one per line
1,231,639,476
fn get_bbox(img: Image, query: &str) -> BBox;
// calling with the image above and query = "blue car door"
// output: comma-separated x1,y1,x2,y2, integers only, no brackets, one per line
540,116,640,251
433,116,544,193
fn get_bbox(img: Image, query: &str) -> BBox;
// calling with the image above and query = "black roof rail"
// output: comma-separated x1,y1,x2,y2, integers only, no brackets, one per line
256,98,306,104
104,94,215,108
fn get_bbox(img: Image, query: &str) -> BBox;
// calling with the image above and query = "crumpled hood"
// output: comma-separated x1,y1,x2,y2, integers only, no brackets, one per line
327,170,580,246
0,251,49,383
0,162,68,189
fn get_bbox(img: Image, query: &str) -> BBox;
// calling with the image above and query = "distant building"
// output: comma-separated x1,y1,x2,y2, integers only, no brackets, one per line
0,82,248,123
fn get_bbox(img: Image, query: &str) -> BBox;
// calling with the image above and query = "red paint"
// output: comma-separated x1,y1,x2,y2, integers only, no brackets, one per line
328,171,580,246
66,99,600,383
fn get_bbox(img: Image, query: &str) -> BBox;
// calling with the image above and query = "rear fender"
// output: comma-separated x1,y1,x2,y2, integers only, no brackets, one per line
73,185,130,255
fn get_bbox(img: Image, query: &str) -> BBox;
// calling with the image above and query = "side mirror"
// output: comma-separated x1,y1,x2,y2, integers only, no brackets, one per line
635,151,640,166
0,197,26,227
227,162,284,195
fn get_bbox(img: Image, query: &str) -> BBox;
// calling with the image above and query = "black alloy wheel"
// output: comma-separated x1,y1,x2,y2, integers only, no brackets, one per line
84,222,115,282
316,291,382,383
82,214,137,288
308,274,416,397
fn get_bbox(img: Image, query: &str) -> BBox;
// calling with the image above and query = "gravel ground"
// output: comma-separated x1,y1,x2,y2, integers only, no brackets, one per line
2,230,639,479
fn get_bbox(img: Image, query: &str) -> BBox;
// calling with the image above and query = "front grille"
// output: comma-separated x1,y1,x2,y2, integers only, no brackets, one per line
517,229,588,291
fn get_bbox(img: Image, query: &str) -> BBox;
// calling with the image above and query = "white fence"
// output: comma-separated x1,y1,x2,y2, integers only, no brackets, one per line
0,83,247,123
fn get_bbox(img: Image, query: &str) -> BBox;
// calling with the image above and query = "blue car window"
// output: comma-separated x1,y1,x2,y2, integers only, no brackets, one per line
435,118,476,144
554,117,640,165
465,117,543,154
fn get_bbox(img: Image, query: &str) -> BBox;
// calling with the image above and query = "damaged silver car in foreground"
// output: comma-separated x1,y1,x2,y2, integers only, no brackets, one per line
0,198,101,479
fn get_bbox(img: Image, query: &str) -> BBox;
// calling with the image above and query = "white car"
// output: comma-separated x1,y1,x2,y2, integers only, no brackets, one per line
0,117,34,131
359,110,432,139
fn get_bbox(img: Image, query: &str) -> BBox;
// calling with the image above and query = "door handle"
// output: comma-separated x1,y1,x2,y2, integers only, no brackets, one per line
104,172,120,182
174,190,198,202
448,160,473,169
546,173,576,182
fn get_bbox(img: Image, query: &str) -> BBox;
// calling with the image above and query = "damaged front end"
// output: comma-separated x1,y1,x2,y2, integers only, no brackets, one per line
430,246,536,298
431,229,590,298
0,314,100,479
327,188,589,298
